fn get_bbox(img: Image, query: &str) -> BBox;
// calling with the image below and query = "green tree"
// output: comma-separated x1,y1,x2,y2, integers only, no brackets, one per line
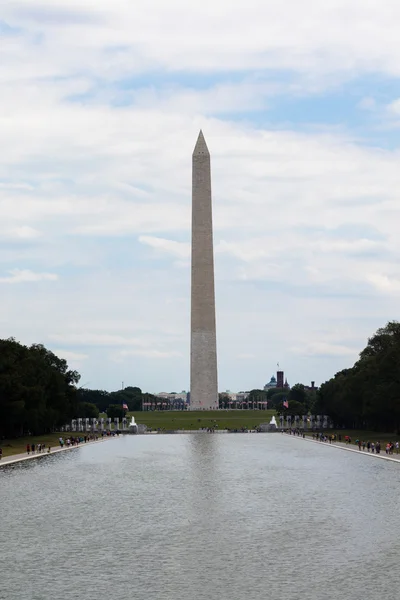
268,391,288,409
77,388,110,412
317,321,400,431
109,386,143,411
248,389,267,404
219,393,230,409
287,400,307,416
288,383,307,405
77,402,99,418
265,388,279,399
0,338,81,437
106,404,125,420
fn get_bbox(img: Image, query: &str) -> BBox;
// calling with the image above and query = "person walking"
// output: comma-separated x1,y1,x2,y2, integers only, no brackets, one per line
26,444,30,455
0,447,2,460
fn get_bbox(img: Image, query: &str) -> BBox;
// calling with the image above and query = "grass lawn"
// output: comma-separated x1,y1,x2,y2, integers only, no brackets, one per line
128,409,276,431
0,433,68,458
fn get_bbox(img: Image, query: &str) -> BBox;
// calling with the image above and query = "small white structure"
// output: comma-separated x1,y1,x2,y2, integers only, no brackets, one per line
269,415,278,429
129,416,138,434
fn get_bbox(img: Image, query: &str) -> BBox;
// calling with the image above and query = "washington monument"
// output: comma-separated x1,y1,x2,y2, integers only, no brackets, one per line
190,131,219,410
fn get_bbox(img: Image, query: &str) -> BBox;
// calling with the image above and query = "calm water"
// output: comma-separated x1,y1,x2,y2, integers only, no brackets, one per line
1,434,400,600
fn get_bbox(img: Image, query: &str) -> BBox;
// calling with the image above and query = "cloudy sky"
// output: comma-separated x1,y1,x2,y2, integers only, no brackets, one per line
1,0,400,394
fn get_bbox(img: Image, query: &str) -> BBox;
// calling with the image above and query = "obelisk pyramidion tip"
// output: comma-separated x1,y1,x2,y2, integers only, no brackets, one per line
193,130,209,156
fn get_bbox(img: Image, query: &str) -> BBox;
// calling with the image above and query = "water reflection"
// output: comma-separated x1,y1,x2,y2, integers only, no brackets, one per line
1,434,400,600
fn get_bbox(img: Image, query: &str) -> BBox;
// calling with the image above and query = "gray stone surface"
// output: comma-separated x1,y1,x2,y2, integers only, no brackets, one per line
190,131,218,410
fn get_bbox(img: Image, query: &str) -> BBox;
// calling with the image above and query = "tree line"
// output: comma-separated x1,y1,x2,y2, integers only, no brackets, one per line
0,338,80,438
252,321,400,432
0,338,158,438
2,321,399,438
240,384,317,416
315,321,400,432
76,386,158,420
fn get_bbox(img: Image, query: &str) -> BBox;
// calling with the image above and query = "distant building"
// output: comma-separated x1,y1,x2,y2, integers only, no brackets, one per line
277,371,284,388
219,391,249,406
264,372,290,391
157,391,188,408
304,381,318,391
223,391,249,402
235,391,249,402
264,375,277,391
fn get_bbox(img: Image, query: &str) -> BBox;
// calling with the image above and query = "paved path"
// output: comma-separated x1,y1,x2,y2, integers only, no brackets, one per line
288,433,400,463
0,437,115,468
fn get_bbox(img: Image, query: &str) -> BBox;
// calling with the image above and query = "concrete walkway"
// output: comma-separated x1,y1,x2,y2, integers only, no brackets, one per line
289,433,400,463
0,436,115,468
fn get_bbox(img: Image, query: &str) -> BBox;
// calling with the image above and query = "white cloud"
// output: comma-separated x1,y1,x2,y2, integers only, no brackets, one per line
139,236,190,260
54,350,89,362
366,274,400,294
10,226,42,239
4,0,400,79
115,349,182,359
0,183,34,191
48,332,182,347
0,269,58,284
291,342,359,358
129,81,277,115
358,97,377,111
387,99,400,115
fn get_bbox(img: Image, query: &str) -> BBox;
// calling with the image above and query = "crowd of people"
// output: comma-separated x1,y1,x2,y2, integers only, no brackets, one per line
57,434,99,448
26,443,51,455
0,430,119,462
352,439,399,454
282,428,400,456
282,428,306,438
289,430,400,455
25,430,120,455
311,432,399,454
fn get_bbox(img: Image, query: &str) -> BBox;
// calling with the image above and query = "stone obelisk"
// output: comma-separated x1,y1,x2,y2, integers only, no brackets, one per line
190,131,218,410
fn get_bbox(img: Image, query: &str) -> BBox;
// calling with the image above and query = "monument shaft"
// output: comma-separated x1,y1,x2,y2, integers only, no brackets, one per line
190,131,218,410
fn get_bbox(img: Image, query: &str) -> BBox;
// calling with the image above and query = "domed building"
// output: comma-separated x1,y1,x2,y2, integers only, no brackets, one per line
264,375,277,391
